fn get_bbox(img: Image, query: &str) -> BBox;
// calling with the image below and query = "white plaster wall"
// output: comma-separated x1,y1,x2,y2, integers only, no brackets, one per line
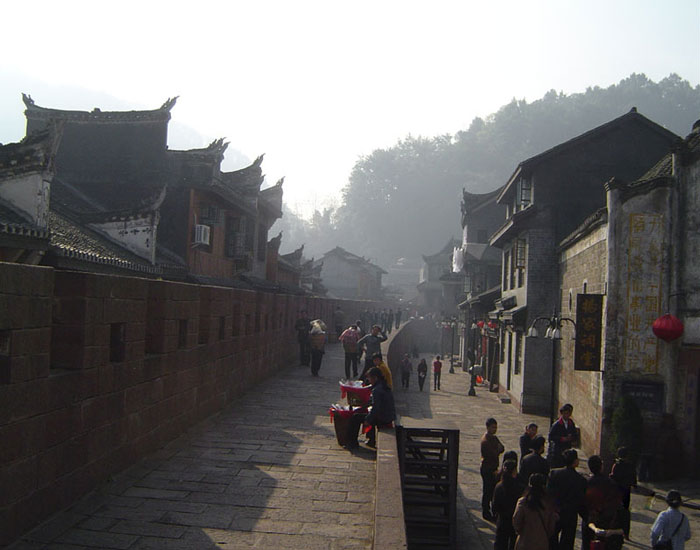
0,173,50,228
91,216,157,263
322,255,360,296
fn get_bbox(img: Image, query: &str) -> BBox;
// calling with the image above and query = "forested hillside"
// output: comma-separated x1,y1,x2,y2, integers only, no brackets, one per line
276,73,700,264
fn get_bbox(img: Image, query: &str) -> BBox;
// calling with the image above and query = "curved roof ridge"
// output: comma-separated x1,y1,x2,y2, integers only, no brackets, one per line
22,93,177,123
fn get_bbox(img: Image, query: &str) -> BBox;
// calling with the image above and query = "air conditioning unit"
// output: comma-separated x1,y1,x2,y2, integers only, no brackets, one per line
194,224,211,245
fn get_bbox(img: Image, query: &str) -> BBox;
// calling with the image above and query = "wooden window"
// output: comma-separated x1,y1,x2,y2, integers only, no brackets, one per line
200,205,220,225
519,177,532,207
514,332,523,375
516,239,526,288
226,216,247,258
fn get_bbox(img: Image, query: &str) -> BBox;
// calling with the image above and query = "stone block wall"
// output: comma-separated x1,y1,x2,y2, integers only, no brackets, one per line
0,262,370,546
558,224,608,457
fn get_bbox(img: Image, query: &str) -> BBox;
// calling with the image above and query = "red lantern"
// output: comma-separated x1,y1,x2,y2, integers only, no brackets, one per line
488,321,498,329
477,320,485,328
652,314,684,342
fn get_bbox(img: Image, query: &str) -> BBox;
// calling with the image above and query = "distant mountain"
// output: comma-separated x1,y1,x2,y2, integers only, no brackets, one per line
280,73,700,267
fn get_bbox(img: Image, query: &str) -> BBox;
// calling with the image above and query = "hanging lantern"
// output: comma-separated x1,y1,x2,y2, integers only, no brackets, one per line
488,321,498,329
652,314,684,342
477,320,485,329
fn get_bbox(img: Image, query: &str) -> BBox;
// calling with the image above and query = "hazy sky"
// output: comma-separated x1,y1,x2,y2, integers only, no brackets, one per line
1,0,698,218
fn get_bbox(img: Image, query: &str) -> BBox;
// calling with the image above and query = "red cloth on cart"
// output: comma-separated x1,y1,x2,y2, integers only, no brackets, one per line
339,383,372,404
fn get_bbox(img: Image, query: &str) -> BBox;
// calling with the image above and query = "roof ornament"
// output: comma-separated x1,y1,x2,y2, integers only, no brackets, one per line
160,97,179,111
22,93,35,108
206,138,229,156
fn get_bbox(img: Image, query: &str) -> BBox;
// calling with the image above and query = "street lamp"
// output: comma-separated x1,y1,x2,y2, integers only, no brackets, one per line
526,312,576,425
449,317,457,373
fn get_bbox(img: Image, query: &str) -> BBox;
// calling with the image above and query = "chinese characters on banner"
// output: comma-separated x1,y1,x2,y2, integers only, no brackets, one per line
575,294,603,371
624,213,663,373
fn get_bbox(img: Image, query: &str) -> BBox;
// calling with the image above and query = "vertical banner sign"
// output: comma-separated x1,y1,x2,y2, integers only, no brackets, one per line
624,213,663,373
575,294,603,371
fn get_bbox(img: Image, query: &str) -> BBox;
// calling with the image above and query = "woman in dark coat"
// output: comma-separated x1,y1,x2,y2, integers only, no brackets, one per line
347,367,396,449
492,460,521,550
363,367,396,447
416,358,428,391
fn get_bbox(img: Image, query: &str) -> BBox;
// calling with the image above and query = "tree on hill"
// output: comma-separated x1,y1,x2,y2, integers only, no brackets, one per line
280,73,700,264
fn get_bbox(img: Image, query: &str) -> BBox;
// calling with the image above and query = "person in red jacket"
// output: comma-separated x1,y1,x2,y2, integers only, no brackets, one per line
433,355,443,391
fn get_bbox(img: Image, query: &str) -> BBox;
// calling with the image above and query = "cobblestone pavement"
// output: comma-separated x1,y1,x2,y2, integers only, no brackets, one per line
395,353,700,550
10,341,700,550
9,343,375,550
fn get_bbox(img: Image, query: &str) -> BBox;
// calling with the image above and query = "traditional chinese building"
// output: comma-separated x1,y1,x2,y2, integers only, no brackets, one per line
416,238,461,315
0,129,56,264
457,187,506,383
318,246,385,300
554,120,700,473
19,94,283,285
489,108,679,416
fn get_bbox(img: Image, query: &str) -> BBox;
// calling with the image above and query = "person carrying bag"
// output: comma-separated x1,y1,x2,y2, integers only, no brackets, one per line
650,490,691,550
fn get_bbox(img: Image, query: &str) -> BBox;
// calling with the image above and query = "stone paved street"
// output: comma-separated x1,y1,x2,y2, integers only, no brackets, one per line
9,343,375,550
395,352,700,550
8,339,700,549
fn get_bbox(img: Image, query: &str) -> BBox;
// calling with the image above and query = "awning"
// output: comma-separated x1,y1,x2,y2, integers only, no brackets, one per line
501,306,527,328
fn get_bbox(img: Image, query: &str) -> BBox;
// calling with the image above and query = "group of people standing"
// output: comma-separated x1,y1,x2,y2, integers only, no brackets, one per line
397,354,442,391
359,307,404,335
481,406,691,550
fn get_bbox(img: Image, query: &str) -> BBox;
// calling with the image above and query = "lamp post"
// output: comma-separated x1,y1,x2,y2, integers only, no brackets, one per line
526,312,576,425
468,319,478,396
449,317,457,373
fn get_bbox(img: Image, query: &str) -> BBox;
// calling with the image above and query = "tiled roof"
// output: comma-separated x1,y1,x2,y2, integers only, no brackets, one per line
220,155,265,196
497,108,680,203
633,122,700,184
0,202,49,240
0,128,57,179
323,246,387,274
48,210,161,274
23,93,177,124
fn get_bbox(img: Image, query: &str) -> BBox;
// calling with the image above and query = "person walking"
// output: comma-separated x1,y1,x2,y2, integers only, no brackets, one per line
582,455,623,550
610,446,637,539
333,306,346,339
386,309,394,334
294,310,311,366
416,358,428,391
548,404,577,468
519,436,549,487
433,355,443,390
481,417,505,522
650,490,691,550
512,473,557,550
547,449,586,550
309,320,327,377
492,460,521,550
399,353,412,389
357,325,387,380
338,324,361,378
395,308,402,329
